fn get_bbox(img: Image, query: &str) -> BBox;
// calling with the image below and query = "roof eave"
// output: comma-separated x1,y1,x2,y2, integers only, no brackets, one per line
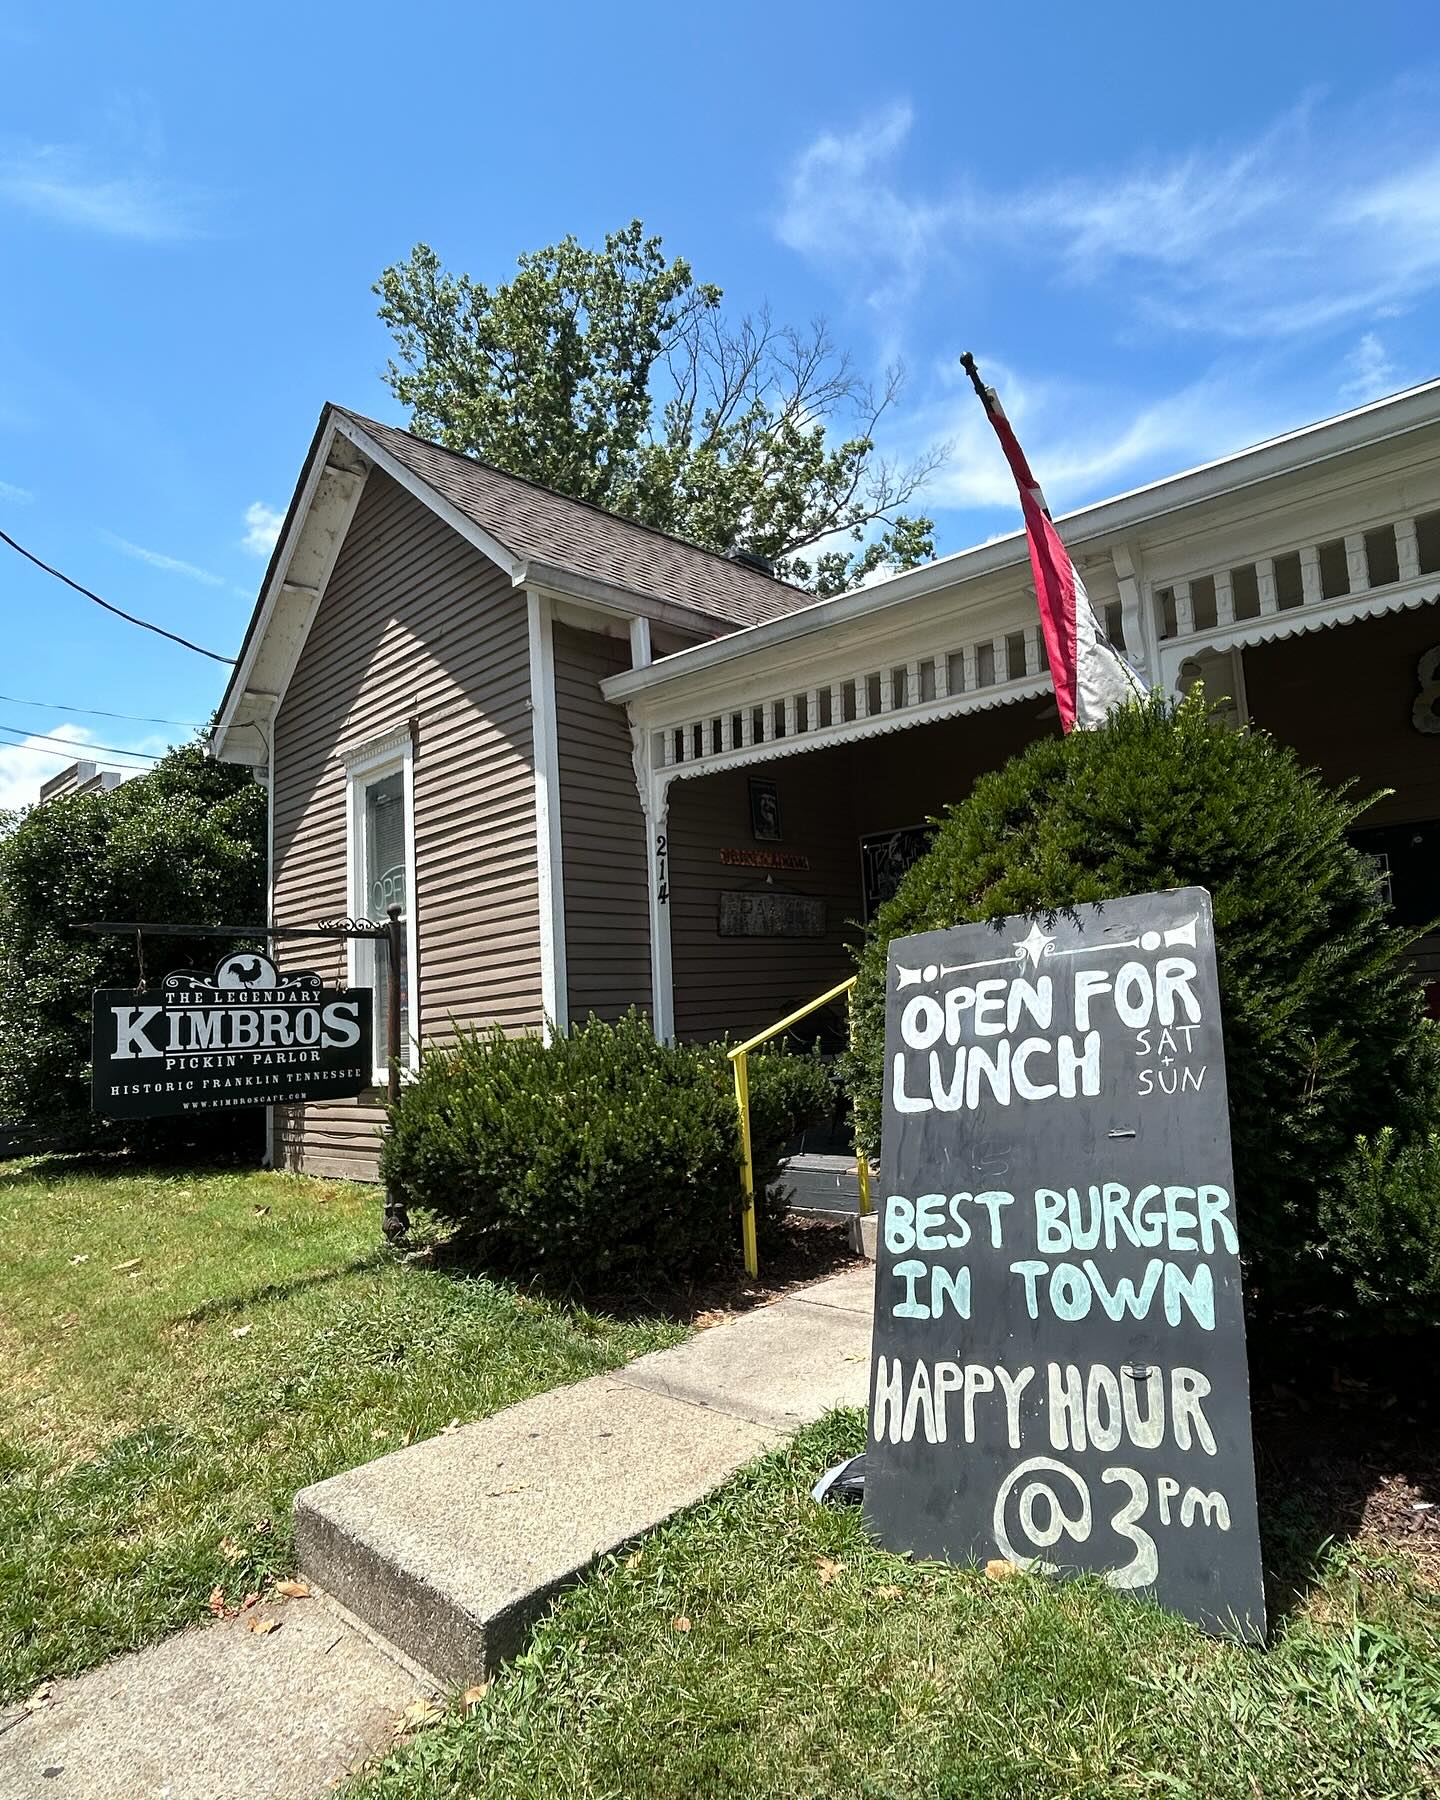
211,409,371,764
602,375,1440,702
520,559,748,637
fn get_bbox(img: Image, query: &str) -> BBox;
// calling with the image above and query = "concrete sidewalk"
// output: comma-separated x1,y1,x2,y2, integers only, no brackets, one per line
0,1259,874,1798
296,1259,874,1682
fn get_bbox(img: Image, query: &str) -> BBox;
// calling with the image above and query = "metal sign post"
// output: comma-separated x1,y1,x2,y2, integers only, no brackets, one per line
381,903,407,1241
81,909,409,1243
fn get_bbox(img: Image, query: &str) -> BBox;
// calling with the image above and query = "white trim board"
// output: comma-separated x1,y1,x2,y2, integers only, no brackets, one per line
527,590,569,1037
345,727,422,1085
212,425,369,763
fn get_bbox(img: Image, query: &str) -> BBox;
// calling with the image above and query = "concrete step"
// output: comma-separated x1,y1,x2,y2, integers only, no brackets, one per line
848,1210,878,1261
293,1264,875,1686
783,1152,864,1217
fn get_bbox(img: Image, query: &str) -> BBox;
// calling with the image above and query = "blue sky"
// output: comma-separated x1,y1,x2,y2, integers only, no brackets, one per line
1,0,1435,804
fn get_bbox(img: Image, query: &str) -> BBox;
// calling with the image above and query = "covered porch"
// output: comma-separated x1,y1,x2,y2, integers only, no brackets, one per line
606,453,1440,1045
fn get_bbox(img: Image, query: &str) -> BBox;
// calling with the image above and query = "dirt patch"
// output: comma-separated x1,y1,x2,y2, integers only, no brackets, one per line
674,1216,863,1327
1253,1363,1440,1609
418,1211,864,1328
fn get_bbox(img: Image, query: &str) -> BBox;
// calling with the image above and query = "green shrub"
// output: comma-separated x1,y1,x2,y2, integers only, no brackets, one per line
1318,1129,1440,1332
844,689,1438,1323
380,1010,831,1286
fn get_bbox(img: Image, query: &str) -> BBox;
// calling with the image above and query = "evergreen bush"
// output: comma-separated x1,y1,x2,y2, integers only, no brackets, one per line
380,1010,831,1286
1317,1128,1440,1332
844,689,1438,1322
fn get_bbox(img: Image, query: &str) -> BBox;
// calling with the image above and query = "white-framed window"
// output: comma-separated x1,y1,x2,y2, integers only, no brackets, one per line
344,726,419,1085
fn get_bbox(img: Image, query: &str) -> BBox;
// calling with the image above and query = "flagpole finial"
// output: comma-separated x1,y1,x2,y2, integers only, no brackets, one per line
959,351,990,405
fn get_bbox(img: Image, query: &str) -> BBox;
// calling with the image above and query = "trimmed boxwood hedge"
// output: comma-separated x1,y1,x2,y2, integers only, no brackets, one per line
843,689,1439,1325
380,1009,832,1286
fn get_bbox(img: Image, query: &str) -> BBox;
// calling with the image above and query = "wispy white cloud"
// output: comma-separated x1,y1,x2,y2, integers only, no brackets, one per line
777,86,1440,343
894,354,1297,521
241,501,283,557
0,142,203,241
776,102,956,311
102,531,226,587
0,478,32,504
1339,331,1398,404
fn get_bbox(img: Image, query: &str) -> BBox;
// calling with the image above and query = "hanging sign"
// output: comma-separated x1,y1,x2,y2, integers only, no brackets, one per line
864,887,1265,1641
92,951,373,1119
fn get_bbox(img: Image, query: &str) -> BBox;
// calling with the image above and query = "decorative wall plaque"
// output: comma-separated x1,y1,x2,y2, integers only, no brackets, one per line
719,892,827,938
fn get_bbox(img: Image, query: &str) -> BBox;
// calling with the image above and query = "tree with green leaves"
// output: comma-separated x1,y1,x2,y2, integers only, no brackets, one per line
0,746,266,1155
375,222,945,596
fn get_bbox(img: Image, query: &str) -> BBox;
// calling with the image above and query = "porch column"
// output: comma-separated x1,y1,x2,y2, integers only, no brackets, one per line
627,718,676,1043
644,767,675,1041
1109,541,1159,688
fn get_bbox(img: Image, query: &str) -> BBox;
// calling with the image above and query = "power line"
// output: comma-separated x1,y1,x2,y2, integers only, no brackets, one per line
0,740,150,767
0,528,236,664
0,724,163,763
0,692,203,728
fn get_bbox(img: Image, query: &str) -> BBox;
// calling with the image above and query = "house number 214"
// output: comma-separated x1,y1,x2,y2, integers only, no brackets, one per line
655,832,669,904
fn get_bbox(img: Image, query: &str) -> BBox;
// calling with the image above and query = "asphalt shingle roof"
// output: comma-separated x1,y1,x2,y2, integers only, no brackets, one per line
335,407,817,633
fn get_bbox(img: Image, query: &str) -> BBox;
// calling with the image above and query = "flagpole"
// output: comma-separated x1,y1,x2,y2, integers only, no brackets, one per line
958,351,989,405
959,349,1145,729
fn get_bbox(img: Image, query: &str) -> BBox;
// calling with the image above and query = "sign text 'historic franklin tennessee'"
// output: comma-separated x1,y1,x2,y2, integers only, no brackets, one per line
92,951,373,1119
864,888,1265,1641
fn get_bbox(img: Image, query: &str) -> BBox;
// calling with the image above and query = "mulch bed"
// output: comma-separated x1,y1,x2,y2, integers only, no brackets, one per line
595,1214,862,1329
1252,1360,1440,1607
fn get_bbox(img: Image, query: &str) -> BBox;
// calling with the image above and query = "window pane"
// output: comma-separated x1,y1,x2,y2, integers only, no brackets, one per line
363,770,408,1071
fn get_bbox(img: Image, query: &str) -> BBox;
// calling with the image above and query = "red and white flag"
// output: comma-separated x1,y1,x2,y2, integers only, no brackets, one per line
962,354,1144,731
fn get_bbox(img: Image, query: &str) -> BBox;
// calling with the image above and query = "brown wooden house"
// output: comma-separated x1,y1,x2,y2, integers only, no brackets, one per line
212,389,1440,1178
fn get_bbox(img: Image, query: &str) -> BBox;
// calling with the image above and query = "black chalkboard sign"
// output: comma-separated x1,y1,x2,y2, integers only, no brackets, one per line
864,888,1266,1641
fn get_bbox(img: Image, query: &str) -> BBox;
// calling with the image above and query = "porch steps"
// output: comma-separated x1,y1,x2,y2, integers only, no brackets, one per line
292,1261,875,1685
783,1150,862,1217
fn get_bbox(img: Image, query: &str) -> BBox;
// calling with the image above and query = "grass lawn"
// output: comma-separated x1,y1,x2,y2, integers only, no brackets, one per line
345,1412,1440,1800
0,1159,685,1702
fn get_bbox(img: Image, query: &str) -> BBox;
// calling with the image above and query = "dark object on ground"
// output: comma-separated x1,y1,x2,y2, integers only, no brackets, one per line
812,1453,866,1505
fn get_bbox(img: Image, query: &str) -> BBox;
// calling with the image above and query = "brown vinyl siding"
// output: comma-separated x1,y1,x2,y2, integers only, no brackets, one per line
667,699,1055,1045
1241,600,1440,828
554,623,653,1023
1242,598,1440,987
271,468,542,1179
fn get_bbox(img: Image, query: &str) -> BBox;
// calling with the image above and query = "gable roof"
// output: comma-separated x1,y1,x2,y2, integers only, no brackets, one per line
331,407,815,631
211,402,822,763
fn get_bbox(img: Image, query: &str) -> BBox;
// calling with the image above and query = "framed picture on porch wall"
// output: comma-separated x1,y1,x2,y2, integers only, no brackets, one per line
749,776,782,842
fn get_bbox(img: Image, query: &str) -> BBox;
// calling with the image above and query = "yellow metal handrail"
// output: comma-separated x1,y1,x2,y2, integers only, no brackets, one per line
727,974,873,1278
